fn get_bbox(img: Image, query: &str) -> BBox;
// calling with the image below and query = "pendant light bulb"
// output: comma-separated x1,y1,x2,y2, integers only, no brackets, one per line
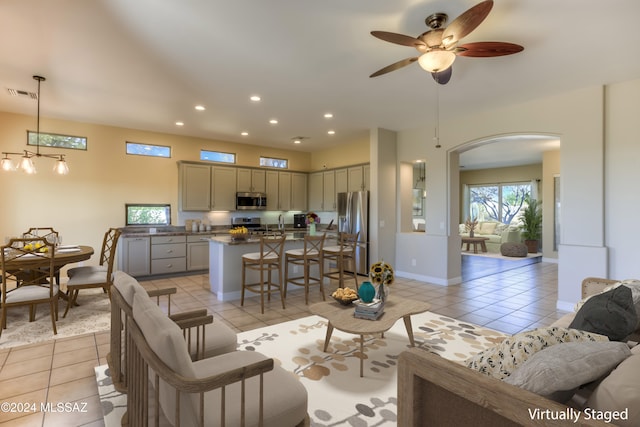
54,157,69,175
1,155,15,171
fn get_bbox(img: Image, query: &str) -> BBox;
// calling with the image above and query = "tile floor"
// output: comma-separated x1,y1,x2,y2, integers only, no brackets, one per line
0,257,563,426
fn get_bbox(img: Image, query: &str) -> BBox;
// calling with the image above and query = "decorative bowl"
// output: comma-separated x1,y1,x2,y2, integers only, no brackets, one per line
332,295,359,306
230,233,249,242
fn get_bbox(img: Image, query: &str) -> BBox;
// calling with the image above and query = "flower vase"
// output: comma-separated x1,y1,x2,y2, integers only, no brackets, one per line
469,229,475,238
309,223,316,236
358,281,376,303
376,283,387,303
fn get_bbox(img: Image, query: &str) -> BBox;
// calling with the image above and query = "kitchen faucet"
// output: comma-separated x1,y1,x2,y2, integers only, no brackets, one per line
278,214,284,232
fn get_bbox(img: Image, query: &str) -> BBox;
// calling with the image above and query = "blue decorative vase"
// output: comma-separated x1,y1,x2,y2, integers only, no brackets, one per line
358,281,376,303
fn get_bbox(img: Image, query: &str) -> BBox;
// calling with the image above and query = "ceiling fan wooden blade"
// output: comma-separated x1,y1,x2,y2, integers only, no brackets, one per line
456,41,524,57
442,0,493,46
371,31,424,48
432,67,452,85
369,57,419,77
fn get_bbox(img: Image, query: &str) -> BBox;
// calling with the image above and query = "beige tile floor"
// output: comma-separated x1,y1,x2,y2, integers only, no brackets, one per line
0,259,562,426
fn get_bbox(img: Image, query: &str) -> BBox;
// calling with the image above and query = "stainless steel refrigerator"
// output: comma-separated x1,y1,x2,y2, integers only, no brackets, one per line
337,191,369,275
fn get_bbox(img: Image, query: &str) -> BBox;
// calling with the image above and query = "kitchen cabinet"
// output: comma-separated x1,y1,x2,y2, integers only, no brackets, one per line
308,172,323,211
151,235,186,275
237,168,266,193
180,163,211,211
278,172,292,211
179,163,237,211
265,170,279,210
187,235,210,271
291,172,307,211
118,236,151,277
348,165,369,192
335,168,348,195
323,171,336,211
211,166,237,211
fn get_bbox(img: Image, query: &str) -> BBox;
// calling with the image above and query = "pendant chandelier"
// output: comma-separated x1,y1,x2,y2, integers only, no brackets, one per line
1,75,69,175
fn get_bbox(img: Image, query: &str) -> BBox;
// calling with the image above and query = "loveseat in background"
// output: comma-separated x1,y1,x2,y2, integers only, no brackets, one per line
459,221,522,253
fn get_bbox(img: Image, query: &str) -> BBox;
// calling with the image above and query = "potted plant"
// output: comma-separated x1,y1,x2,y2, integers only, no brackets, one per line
519,198,542,253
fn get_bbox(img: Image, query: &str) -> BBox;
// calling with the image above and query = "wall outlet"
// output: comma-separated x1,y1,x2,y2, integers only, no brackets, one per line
411,258,416,266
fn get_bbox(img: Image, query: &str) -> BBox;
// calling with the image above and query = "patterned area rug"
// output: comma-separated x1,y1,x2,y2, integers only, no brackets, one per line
97,312,506,426
0,288,111,349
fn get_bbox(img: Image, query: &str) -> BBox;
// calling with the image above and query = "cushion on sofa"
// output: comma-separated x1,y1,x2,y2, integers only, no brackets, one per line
465,327,609,380
114,271,146,306
478,222,498,235
569,286,638,341
503,341,631,402
586,345,640,427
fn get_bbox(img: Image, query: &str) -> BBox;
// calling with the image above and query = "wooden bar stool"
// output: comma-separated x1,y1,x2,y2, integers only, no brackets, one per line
322,232,359,290
241,234,286,314
284,234,326,305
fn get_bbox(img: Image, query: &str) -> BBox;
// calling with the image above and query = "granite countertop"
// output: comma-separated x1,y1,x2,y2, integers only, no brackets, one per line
210,232,337,245
120,225,338,238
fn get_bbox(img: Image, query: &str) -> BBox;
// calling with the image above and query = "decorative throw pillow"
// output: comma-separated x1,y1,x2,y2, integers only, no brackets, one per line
465,327,609,380
494,223,508,235
587,345,640,427
478,222,497,235
569,286,637,341
503,342,631,402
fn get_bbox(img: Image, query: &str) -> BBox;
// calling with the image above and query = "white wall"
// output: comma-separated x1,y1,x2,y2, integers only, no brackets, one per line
397,85,615,307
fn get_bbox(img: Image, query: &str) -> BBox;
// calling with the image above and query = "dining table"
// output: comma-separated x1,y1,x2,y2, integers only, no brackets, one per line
1,245,94,271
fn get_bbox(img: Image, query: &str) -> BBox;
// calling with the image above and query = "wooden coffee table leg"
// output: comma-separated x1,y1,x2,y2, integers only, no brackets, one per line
403,315,416,347
481,240,488,252
359,334,364,377
323,322,334,352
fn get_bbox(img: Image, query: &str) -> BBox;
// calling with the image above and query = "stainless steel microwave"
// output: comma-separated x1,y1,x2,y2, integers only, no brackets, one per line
236,192,267,210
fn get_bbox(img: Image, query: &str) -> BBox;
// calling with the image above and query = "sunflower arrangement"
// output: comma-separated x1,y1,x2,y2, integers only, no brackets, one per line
369,261,394,286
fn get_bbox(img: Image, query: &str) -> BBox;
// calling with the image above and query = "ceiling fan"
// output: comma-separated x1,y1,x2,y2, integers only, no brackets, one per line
369,0,523,84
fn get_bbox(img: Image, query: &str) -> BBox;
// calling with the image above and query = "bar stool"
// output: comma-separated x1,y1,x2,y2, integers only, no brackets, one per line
241,234,287,314
284,234,326,305
322,232,359,290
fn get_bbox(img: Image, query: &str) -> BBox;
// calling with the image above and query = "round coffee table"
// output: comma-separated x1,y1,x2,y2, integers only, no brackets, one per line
310,295,431,377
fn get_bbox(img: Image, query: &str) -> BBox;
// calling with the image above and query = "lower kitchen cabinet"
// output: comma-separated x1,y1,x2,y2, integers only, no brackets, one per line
118,236,151,277
119,234,212,277
187,235,210,270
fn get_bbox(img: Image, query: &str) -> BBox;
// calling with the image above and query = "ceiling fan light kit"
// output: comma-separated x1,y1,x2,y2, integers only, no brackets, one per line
369,0,523,83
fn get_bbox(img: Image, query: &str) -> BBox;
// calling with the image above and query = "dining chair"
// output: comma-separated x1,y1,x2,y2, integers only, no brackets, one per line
1,237,59,336
63,227,121,318
284,234,326,305
322,231,359,290
241,234,287,314
21,227,60,285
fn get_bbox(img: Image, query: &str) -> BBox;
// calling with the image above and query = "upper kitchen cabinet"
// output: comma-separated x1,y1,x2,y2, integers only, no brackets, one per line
179,162,236,211
291,172,307,211
308,172,323,211
348,165,370,192
237,168,266,193
211,166,237,211
335,168,348,195
278,172,292,211
180,163,211,211
323,171,336,211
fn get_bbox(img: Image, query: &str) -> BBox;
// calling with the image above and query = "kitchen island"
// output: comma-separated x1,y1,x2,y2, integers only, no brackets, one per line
208,232,335,301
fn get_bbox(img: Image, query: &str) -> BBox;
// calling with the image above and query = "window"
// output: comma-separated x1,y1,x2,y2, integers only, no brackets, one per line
260,156,288,169
126,142,171,158
28,131,87,150
200,150,235,164
467,182,531,225
125,204,171,226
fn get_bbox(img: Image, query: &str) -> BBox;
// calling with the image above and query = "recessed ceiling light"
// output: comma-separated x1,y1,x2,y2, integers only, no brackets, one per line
327,130,335,135
195,105,205,111
241,131,249,136
324,113,333,119
293,139,301,144
250,95,261,102
269,119,278,125
175,121,184,126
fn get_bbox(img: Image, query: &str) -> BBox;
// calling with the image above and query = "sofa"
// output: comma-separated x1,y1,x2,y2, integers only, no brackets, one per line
459,221,522,253
398,277,640,426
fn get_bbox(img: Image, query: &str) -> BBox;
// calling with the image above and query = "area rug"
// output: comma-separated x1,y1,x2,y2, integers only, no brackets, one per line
97,312,506,426
0,288,111,349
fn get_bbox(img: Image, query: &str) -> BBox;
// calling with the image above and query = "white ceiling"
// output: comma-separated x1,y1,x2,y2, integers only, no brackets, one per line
1,0,639,167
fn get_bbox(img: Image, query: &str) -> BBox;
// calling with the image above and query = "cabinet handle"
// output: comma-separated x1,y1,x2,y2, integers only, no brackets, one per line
166,264,173,268
167,249,173,253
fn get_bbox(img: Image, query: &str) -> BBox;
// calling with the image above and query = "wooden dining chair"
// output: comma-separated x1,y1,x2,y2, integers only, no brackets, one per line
21,227,60,285
1,237,59,336
63,228,121,318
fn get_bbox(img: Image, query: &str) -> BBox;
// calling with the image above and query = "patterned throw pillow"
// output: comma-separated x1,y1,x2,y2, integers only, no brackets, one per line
494,223,508,235
464,327,609,380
